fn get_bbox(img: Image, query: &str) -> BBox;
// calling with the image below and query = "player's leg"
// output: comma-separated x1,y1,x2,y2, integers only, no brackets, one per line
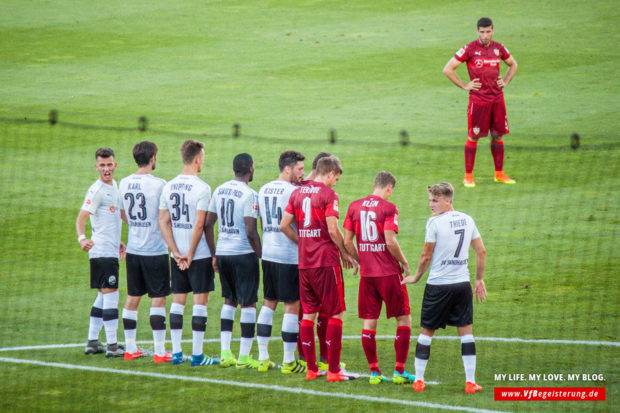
100,258,123,357
464,101,491,187
281,301,306,374
169,257,190,364
218,256,238,367
358,276,382,381
85,277,104,355
464,138,478,187
236,253,260,369
490,97,514,184
386,275,413,383
452,282,481,393
458,324,482,393
122,295,141,357
188,259,218,366
256,260,278,369
317,313,329,368
146,254,171,363
413,327,434,391
362,319,382,384
299,268,321,379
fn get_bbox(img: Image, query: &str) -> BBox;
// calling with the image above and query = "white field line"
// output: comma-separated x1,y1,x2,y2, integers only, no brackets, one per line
0,356,508,413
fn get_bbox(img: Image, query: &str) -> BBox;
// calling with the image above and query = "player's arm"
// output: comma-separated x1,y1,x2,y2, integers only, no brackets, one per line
183,209,207,269
120,208,128,225
402,242,434,284
158,208,182,262
326,216,359,274
385,230,410,277
343,229,358,262
442,57,481,91
279,212,298,244
471,237,487,302
76,209,94,252
245,217,262,258
204,211,218,273
497,56,518,88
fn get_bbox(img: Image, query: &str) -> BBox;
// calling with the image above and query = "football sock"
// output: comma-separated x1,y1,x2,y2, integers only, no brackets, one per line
415,334,432,382
464,140,478,174
296,311,305,361
88,292,104,341
491,140,504,172
150,306,167,357
361,329,380,374
317,314,329,362
169,302,185,355
394,325,411,374
326,318,343,374
220,304,236,352
239,307,256,357
102,291,119,346
281,312,299,364
256,306,274,361
299,319,317,371
122,308,138,354
192,305,207,357
461,334,476,383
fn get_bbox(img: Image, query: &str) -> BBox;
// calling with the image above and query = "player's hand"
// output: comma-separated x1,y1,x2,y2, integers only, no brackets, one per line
402,262,411,277
119,242,127,260
179,253,193,270
474,279,487,302
211,256,219,273
172,251,187,271
496,76,506,88
401,275,419,285
465,78,481,91
80,238,94,252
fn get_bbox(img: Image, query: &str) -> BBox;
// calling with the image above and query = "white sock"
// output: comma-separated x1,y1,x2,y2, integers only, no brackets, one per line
461,334,476,383
122,308,138,353
150,307,167,357
281,312,299,363
170,302,185,354
88,292,104,341
415,334,432,382
257,306,274,361
220,304,236,352
102,291,119,345
192,305,207,357
239,307,256,357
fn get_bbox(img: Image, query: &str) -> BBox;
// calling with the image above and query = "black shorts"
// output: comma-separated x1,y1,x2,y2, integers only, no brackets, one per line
217,253,259,306
126,253,171,298
170,257,215,294
262,260,300,303
90,257,119,289
420,282,473,330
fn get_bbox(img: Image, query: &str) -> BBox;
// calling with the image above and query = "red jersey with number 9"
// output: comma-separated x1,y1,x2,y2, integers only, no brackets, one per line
285,181,340,269
343,195,402,277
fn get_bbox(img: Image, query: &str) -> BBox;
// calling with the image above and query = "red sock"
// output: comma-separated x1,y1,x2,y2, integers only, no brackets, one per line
464,140,478,174
491,140,504,171
326,318,343,374
296,310,305,360
361,329,380,374
317,314,329,362
300,319,317,371
394,326,411,374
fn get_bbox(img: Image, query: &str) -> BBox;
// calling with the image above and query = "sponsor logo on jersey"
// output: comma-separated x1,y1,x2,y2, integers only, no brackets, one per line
473,127,480,135
494,48,500,56
333,200,339,212
474,58,483,68
109,206,116,213
394,214,399,226
456,47,465,57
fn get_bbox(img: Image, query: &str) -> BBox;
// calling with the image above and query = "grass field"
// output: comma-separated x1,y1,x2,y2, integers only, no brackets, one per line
1,1,619,412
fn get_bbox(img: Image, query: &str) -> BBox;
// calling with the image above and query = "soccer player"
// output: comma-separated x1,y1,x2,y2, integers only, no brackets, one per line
159,140,218,367
76,147,126,357
280,155,359,382
443,17,518,187
303,151,331,182
343,171,414,385
205,153,262,369
402,182,487,394
256,150,307,374
119,141,171,363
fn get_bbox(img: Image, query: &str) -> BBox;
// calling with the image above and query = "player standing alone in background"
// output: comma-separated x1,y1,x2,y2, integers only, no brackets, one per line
76,148,126,357
119,141,171,363
443,17,518,187
402,183,486,394
343,171,415,385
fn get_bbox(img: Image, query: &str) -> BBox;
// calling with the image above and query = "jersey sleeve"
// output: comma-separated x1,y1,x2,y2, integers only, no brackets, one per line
470,219,481,240
285,191,296,215
500,43,511,60
81,186,99,214
207,193,218,213
196,186,211,211
454,44,469,62
342,204,355,231
424,218,438,243
243,192,259,218
384,204,399,234
324,191,339,218
158,188,169,210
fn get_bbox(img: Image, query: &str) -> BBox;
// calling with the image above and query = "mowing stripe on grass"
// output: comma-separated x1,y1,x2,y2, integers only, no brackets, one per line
0,356,507,413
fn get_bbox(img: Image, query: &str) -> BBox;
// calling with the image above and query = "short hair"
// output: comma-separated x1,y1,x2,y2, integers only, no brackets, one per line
233,153,253,176
427,182,454,200
95,147,115,159
312,152,332,170
180,140,204,164
278,150,305,172
477,17,493,29
132,141,158,167
374,171,396,188
316,155,343,176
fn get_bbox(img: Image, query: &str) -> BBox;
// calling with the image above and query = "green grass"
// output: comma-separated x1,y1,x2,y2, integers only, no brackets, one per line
1,1,619,412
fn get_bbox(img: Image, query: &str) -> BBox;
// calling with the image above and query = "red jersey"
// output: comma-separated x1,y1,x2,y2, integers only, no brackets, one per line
343,195,401,277
285,181,340,269
455,40,511,104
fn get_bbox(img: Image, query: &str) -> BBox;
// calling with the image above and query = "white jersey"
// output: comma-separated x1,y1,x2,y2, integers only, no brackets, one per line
81,179,123,259
159,174,212,259
119,173,168,256
208,180,259,256
258,180,298,264
425,210,480,285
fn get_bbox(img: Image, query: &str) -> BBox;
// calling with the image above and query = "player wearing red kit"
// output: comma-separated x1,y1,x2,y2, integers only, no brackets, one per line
280,155,359,382
343,171,414,385
443,17,518,187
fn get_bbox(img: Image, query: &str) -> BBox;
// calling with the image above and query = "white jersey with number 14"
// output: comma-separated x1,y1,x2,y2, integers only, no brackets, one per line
259,180,298,264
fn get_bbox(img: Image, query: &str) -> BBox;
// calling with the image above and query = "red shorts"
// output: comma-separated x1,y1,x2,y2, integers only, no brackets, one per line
358,274,410,319
299,266,346,317
467,96,509,138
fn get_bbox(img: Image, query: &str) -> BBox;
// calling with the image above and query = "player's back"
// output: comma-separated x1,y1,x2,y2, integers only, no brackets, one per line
120,173,168,256
209,179,258,256
160,174,212,259
259,180,298,264
81,179,122,259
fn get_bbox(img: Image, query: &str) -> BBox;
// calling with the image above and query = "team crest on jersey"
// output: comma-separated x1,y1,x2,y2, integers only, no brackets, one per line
494,48,500,56
108,275,117,285
333,200,339,212
473,127,480,135
109,206,116,213
86,199,91,205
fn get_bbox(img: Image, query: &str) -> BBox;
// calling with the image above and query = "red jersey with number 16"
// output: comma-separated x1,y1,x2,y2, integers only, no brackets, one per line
285,181,340,269
343,195,401,277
